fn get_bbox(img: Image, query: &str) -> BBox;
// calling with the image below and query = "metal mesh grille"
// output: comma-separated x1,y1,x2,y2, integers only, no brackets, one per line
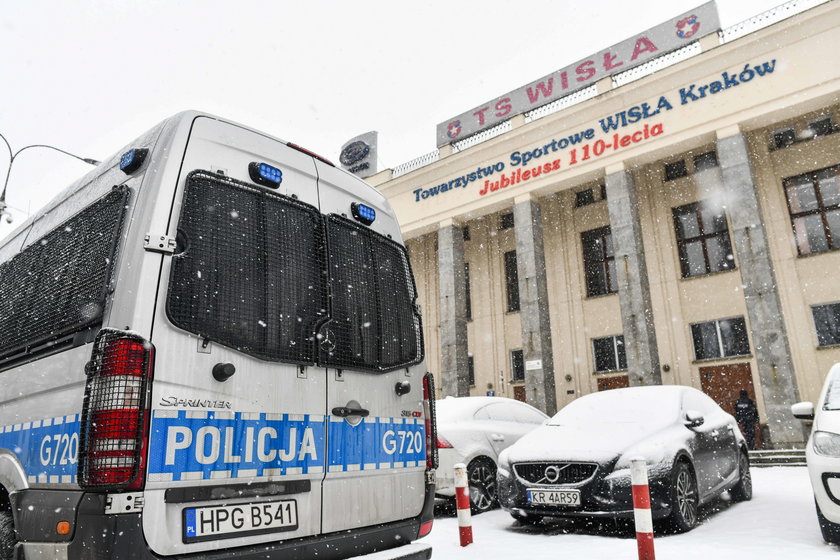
78,329,152,489
514,462,598,485
323,215,423,371
0,186,129,358
167,171,328,364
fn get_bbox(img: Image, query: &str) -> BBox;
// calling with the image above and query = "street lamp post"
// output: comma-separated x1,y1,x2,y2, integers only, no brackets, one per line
0,132,100,224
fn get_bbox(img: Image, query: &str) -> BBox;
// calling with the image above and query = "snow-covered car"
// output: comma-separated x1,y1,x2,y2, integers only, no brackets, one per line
435,396,548,512
791,362,840,544
497,385,752,531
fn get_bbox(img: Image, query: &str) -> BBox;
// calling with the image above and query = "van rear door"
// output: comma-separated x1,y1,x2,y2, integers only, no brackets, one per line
313,162,426,532
143,117,331,555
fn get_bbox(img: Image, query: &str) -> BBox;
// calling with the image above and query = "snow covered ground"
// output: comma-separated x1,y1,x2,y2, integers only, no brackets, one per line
425,467,836,559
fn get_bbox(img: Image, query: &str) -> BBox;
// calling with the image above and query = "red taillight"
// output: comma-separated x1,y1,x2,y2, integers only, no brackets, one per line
78,329,154,491
286,142,335,167
422,372,438,470
437,435,453,449
419,520,434,537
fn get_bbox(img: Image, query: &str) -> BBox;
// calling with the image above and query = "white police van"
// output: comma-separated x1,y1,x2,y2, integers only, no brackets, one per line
0,112,436,559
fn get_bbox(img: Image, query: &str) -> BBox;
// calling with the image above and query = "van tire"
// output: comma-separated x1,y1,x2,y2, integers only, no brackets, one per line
0,511,16,560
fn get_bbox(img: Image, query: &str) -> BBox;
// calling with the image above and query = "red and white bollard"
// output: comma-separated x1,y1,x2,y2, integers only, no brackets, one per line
631,458,656,560
453,463,473,546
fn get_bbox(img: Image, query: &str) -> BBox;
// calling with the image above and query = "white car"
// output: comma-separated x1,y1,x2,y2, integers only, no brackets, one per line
435,396,548,512
792,362,840,544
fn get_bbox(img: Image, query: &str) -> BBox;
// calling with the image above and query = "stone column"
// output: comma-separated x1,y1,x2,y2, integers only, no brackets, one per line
513,195,558,415
717,128,802,447
605,164,662,386
437,221,469,397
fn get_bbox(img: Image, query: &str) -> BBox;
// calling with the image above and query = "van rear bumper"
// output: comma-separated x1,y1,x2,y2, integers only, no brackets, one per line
13,486,433,560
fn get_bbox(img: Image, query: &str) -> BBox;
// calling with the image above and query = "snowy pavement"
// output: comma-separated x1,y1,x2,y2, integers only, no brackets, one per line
425,467,837,559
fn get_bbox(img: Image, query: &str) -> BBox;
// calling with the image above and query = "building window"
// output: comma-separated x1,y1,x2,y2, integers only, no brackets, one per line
809,116,837,138
464,262,472,321
784,165,840,256
599,183,607,201
690,317,750,360
773,127,796,150
693,151,719,172
575,188,595,207
511,349,525,382
500,212,515,230
813,303,840,347
582,226,617,297
462,226,470,241
504,250,520,312
593,335,626,372
673,202,735,277
664,160,688,181
468,355,476,387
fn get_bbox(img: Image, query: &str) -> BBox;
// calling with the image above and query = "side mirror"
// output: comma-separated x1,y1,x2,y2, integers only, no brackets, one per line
791,401,815,421
685,410,705,428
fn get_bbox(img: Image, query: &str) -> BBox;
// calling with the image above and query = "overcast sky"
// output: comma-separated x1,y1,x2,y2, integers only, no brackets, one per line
0,0,791,238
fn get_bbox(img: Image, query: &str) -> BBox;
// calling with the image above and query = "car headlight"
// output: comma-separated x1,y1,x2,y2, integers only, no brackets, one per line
813,431,840,457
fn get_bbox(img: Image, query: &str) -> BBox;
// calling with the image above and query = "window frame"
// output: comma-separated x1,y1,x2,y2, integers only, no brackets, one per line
581,226,617,297
664,159,688,182
510,349,525,382
812,302,840,347
784,165,840,256
504,250,520,312
690,316,751,361
592,335,627,373
672,202,735,278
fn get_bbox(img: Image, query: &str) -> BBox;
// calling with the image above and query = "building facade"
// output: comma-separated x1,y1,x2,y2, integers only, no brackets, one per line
369,1,840,447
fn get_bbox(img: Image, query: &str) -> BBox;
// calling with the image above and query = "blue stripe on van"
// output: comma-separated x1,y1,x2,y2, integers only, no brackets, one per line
147,411,425,481
0,415,81,483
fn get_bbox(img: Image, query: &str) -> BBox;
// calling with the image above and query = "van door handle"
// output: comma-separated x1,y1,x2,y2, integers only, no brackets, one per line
332,406,370,418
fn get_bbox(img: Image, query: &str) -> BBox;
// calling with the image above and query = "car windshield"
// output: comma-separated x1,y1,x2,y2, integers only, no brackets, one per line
547,388,681,429
824,374,840,410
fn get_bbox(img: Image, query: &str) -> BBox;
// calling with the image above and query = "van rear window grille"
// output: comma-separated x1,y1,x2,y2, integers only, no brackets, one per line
0,186,129,358
323,215,423,371
166,172,423,372
167,171,328,364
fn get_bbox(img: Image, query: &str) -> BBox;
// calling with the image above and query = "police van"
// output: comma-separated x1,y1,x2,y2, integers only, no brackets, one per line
0,112,436,559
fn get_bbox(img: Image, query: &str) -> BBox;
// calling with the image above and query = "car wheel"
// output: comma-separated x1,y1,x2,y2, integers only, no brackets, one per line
667,461,699,533
729,450,752,502
816,498,840,545
0,511,16,560
467,457,497,514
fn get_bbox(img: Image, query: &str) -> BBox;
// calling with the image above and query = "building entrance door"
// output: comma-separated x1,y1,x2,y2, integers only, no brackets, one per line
699,362,762,449
597,375,629,391
513,386,526,402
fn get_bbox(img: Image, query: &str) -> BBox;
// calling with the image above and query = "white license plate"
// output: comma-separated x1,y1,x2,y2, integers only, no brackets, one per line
527,488,581,507
184,500,298,541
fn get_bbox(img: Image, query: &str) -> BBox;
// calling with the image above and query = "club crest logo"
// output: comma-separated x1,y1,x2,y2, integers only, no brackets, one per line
676,14,700,39
447,120,462,139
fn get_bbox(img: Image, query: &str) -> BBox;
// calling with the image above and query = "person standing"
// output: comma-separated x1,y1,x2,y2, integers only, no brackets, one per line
734,389,759,449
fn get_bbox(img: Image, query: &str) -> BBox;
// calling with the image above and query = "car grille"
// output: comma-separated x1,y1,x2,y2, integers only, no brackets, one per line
514,462,598,485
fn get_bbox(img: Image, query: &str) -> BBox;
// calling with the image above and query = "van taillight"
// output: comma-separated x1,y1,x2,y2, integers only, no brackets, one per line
422,372,438,470
78,329,154,491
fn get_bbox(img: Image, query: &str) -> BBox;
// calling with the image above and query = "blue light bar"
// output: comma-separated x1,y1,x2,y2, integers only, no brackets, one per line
351,202,376,225
249,162,283,188
119,148,148,174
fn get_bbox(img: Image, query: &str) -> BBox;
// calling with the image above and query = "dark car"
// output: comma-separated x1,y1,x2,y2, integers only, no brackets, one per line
496,385,752,532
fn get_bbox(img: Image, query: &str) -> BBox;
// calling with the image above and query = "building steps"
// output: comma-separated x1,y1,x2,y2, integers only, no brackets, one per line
748,448,806,467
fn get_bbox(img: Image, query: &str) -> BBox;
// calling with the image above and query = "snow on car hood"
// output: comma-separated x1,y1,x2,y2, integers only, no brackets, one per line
506,421,666,464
